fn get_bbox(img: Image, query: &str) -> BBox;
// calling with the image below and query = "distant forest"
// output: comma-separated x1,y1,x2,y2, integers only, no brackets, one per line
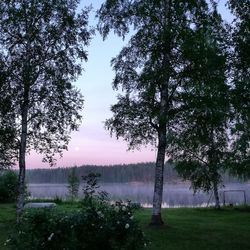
26,162,240,184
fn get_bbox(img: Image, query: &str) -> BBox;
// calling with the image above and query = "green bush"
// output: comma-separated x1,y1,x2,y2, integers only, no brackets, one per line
67,167,80,200
0,170,18,203
8,173,147,250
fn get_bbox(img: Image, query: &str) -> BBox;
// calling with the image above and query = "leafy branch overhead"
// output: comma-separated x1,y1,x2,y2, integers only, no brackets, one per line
0,0,92,165
0,0,92,220
228,0,250,176
97,0,248,218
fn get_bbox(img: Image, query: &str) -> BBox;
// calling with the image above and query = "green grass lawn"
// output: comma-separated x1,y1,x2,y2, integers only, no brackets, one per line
0,204,15,250
137,207,250,250
0,203,250,250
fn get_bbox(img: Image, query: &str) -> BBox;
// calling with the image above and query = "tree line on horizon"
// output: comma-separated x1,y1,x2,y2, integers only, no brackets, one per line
26,162,179,183
0,0,249,225
25,162,242,184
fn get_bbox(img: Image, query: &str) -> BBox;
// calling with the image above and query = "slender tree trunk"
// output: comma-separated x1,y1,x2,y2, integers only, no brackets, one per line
16,98,29,223
213,181,220,209
150,126,166,226
150,0,171,226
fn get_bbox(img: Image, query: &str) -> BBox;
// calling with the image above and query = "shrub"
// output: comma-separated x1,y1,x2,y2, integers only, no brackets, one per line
67,167,80,200
0,170,18,203
8,173,147,250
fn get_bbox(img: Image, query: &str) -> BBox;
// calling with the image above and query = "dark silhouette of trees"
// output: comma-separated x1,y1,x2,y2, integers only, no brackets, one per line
0,59,16,168
97,0,228,224
0,170,18,202
167,4,230,209
26,162,178,183
0,0,91,221
228,0,250,177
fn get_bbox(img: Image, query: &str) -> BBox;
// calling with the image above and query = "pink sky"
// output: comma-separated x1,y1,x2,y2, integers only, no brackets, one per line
27,2,156,168
27,0,233,168
27,125,156,168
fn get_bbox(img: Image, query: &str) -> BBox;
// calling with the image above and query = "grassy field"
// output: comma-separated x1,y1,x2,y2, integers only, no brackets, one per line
137,207,250,250
0,203,250,250
0,204,15,250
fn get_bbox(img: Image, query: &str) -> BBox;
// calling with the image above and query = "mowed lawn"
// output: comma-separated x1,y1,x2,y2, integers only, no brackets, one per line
1,203,250,250
137,207,250,250
0,204,15,250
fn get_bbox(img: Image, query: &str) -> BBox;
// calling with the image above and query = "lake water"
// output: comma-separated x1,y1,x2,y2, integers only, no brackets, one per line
27,182,250,208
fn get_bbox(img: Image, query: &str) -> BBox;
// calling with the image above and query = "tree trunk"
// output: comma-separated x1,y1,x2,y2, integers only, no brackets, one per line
16,103,29,223
150,0,171,226
213,181,220,209
150,127,166,226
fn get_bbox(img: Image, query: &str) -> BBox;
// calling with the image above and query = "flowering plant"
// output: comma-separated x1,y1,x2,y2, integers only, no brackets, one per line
8,173,147,250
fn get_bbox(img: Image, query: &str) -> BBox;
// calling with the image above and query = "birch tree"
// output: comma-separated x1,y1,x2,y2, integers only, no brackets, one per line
228,0,250,176
98,0,220,225
0,0,91,221
168,5,230,209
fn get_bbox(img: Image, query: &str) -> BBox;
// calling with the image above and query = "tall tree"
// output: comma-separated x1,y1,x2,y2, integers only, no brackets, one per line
0,0,91,221
168,5,230,209
228,0,250,176
98,0,219,224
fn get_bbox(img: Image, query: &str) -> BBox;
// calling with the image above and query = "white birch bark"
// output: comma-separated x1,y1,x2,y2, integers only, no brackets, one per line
151,128,167,225
16,87,29,222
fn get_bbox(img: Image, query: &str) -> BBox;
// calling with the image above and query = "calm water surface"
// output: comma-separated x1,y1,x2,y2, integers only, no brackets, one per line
28,182,250,207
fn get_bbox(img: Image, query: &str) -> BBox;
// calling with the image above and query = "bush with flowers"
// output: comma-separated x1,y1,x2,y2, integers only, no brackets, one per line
8,173,147,250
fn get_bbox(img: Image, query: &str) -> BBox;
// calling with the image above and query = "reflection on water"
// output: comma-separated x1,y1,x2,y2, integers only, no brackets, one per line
28,182,250,207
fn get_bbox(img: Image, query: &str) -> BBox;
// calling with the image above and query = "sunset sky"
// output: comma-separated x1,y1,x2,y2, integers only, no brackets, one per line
27,0,233,168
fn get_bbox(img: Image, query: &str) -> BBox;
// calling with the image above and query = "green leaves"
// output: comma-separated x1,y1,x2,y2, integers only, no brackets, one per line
228,0,250,176
67,167,80,200
98,0,233,210
0,0,91,166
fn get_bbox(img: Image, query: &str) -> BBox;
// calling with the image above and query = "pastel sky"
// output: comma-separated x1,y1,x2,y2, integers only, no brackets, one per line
27,0,233,168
